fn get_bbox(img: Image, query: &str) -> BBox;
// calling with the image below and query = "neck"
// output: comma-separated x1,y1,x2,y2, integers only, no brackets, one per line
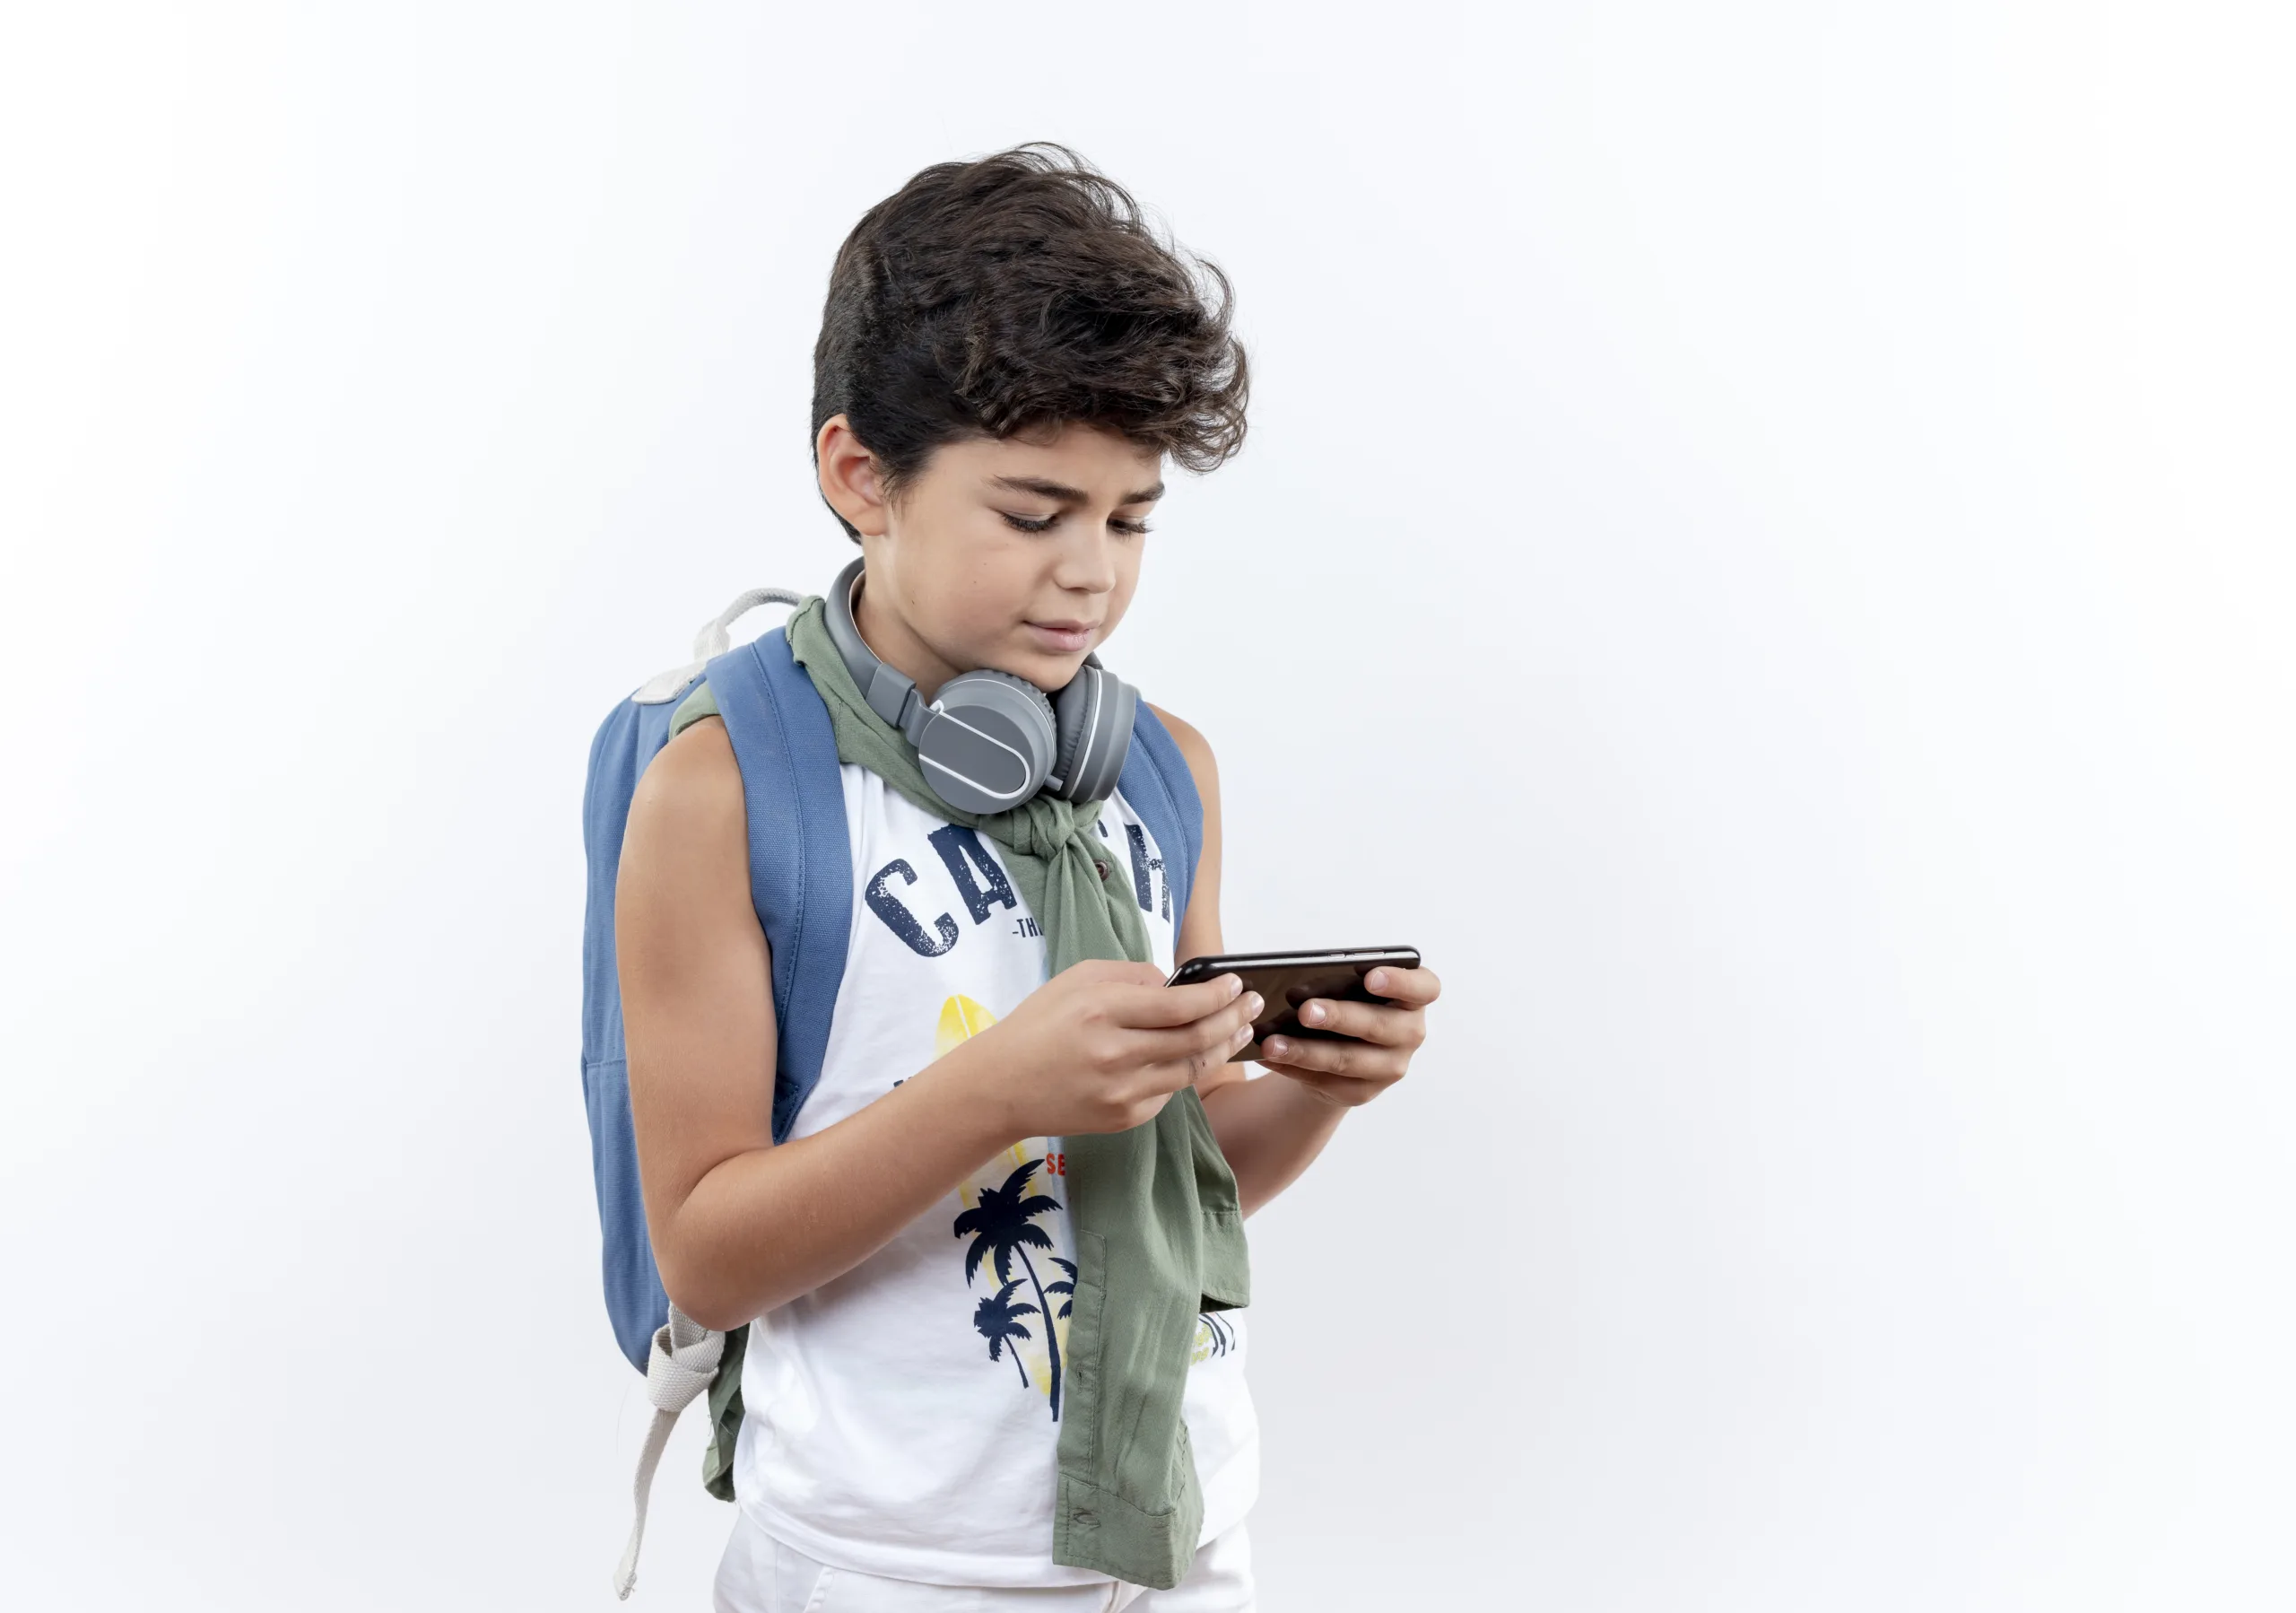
849,566,965,706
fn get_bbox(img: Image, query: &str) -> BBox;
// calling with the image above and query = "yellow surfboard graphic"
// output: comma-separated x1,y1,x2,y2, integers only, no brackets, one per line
935,993,998,1057
946,995,1023,1214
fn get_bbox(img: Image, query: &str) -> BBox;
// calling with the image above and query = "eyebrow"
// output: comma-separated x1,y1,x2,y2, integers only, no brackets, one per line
989,474,1165,505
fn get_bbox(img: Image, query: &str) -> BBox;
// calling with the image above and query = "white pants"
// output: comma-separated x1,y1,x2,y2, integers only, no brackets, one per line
712,1513,1256,1613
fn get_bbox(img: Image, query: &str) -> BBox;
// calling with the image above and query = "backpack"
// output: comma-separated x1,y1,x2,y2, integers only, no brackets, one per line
578,584,1206,1598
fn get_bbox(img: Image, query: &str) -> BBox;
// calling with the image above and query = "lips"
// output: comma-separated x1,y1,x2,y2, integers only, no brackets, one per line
1024,620,1096,651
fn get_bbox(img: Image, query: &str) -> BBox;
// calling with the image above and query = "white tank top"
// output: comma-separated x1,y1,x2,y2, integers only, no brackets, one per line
729,764,1259,1587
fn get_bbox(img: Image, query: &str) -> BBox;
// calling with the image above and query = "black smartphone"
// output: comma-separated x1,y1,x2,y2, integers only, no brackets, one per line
1165,946,1422,1063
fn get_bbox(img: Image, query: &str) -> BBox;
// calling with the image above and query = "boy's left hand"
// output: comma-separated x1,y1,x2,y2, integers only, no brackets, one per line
1256,963,1441,1109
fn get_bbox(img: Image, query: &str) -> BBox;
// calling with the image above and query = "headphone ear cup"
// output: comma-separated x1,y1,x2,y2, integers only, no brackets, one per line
1049,663,1138,802
1050,668,1095,797
916,670,1058,815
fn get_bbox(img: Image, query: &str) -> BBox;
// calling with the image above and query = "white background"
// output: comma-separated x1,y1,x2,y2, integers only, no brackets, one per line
4,3,2291,1608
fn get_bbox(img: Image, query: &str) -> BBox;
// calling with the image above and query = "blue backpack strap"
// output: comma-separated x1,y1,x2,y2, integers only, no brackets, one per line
701,623,852,1143
1117,702,1205,939
682,623,849,1502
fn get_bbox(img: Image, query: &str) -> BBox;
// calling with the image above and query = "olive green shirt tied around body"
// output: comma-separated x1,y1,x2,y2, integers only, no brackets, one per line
755,592,1251,1591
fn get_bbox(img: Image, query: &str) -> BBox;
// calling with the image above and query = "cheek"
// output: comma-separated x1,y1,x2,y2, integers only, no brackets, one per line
921,537,1013,617
894,562,997,666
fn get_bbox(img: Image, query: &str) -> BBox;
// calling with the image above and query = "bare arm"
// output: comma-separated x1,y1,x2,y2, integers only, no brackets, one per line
617,716,1022,1331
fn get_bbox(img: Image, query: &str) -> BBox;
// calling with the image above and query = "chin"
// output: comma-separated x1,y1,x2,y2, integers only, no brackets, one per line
1022,656,1089,691
996,642,1088,689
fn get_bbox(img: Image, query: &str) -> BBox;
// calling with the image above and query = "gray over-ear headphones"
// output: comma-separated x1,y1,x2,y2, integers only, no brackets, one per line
822,554,1137,815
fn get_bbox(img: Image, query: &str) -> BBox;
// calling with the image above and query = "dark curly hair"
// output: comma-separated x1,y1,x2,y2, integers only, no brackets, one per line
811,142,1249,543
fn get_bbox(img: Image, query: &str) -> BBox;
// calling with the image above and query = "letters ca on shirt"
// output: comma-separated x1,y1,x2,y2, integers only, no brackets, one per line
860,812,1170,960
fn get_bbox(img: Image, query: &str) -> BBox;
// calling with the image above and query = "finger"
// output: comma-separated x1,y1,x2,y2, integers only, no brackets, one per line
1257,1033,1401,1080
1131,991,1263,1067
1362,964,1440,1007
1143,1024,1254,1095
1178,1022,1255,1089
1112,972,1244,1029
1291,996,1416,1047
1259,1064,1381,1107
1139,998,1263,1088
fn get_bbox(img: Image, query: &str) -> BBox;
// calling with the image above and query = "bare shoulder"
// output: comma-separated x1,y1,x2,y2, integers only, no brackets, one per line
1144,702,1219,803
626,714,746,869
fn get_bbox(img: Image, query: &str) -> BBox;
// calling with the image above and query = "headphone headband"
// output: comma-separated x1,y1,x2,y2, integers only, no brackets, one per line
822,556,929,742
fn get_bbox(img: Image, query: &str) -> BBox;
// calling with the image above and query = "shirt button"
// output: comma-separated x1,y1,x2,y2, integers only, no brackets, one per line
1093,859,1109,879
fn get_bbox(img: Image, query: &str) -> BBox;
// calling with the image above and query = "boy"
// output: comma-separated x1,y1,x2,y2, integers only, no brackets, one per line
616,144,1440,1612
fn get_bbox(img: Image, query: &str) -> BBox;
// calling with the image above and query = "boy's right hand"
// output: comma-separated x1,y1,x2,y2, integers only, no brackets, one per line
964,960,1265,1138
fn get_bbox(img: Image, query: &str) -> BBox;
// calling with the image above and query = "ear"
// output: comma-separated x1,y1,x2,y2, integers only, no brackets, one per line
816,414,889,538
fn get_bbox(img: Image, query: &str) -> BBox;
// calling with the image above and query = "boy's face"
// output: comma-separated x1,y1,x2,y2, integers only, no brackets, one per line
820,414,1164,700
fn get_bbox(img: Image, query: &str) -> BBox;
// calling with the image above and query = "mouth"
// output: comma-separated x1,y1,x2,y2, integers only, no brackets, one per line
1023,620,1098,652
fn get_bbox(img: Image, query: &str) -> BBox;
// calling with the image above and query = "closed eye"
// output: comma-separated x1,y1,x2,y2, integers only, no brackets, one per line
1000,512,1153,536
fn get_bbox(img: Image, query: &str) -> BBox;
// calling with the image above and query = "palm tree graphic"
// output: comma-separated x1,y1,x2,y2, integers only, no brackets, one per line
953,1157,1068,1418
1199,1312,1236,1358
971,1279,1039,1386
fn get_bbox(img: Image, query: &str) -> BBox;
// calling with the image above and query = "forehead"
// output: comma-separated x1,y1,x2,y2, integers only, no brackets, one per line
929,421,1164,498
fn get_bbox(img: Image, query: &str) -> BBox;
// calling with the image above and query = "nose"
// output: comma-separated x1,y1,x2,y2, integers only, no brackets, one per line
1051,526,1119,596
